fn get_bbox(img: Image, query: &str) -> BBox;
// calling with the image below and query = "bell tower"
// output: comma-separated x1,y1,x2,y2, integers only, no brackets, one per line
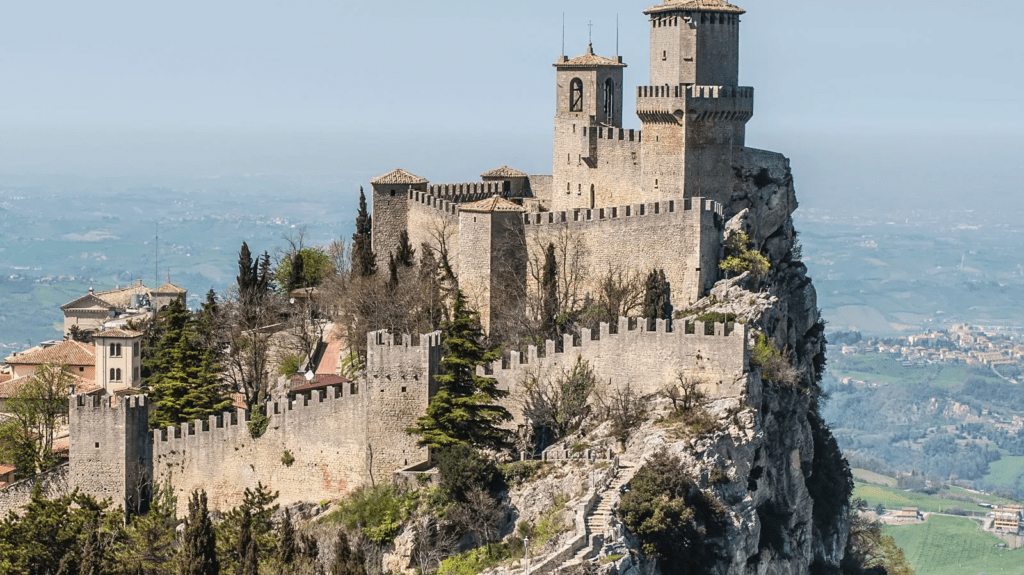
551,44,626,211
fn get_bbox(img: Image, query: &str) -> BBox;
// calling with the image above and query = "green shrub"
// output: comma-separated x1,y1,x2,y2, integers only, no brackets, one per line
617,450,728,572
694,311,737,326
438,538,524,575
327,483,412,546
498,461,551,485
719,232,770,280
277,355,304,378
281,450,295,467
751,334,801,388
248,408,269,439
435,444,502,501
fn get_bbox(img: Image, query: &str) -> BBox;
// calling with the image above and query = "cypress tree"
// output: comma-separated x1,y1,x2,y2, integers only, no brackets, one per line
352,188,376,277
288,251,305,292
388,253,399,290
178,490,219,575
541,242,558,338
408,290,512,451
643,269,670,322
238,242,255,294
236,511,258,575
278,509,296,566
395,230,415,267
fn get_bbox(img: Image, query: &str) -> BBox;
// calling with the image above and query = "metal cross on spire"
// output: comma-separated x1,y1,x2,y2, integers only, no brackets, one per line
588,20,593,44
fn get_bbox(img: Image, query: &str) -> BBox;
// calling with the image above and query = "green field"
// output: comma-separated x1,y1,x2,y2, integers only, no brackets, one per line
853,468,898,487
829,354,969,390
885,515,1024,575
983,456,1024,486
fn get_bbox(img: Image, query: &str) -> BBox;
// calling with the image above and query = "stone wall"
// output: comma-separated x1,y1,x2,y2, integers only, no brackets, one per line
524,197,723,307
551,123,644,213
0,463,70,517
70,394,151,514
484,318,748,425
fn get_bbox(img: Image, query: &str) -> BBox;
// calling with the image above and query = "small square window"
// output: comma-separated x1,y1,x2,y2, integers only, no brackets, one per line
401,387,407,393
79,367,85,372
94,442,100,449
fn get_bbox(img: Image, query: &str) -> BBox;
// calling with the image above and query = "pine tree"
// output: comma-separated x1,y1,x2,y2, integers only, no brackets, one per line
126,477,178,574
236,511,258,575
388,253,399,290
352,187,376,277
395,230,415,267
146,296,230,430
330,530,365,575
218,483,279,574
178,490,219,575
541,242,558,339
408,290,512,451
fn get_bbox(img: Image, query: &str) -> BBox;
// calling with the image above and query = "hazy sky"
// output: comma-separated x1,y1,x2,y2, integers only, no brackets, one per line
1,0,1022,212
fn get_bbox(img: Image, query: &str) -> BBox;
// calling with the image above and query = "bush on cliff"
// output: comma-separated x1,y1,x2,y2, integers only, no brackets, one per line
617,450,728,575
719,232,770,281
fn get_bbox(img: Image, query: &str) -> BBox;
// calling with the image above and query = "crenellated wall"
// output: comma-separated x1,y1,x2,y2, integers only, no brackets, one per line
524,197,723,307
483,317,749,424
68,330,442,516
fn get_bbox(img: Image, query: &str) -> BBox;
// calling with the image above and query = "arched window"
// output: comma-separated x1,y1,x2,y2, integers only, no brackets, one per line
603,79,615,120
109,343,121,357
116,368,122,381
590,185,596,209
569,78,584,112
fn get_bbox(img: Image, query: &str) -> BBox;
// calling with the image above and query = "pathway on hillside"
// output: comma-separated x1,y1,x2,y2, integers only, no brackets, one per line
562,459,638,569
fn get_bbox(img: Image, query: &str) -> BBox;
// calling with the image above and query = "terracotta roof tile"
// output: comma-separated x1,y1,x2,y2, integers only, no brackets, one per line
60,293,116,312
0,373,10,385
644,0,745,15
0,374,99,399
94,282,151,309
153,282,187,294
93,329,143,339
291,374,350,393
4,341,95,367
481,166,528,179
460,195,525,213
370,168,428,186
555,44,626,68
0,465,14,475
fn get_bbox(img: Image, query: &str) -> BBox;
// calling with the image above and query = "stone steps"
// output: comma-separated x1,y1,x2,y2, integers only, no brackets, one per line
566,462,639,566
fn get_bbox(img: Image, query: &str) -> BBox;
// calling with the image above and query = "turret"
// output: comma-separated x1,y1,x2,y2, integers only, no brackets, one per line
370,168,429,269
644,0,744,87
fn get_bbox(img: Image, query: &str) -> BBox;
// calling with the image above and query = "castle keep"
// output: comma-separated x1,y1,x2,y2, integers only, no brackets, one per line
64,0,775,514
372,0,760,330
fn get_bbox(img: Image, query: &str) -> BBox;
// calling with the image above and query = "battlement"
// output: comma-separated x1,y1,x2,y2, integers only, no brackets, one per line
368,329,443,350
522,197,722,227
71,393,147,412
408,189,461,217
482,317,743,376
427,182,506,202
636,84,753,99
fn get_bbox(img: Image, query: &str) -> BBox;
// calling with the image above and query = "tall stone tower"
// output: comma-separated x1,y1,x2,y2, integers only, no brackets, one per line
639,0,753,200
370,168,429,269
551,44,628,212
457,196,527,333
69,394,152,515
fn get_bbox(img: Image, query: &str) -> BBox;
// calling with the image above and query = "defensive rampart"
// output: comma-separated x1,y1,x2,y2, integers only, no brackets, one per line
483,317,748,424
523,197,723,306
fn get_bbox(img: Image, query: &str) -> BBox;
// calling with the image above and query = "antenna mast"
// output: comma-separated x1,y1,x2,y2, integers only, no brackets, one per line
155,222,159,287
616,15,620,56
562,13,565,55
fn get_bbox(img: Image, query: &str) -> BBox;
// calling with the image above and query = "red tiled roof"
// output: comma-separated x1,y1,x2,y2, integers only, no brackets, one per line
0,373,10,385
0,374,99,399
93,329,143,339
4,341,95,367
644,0,745,15
481,166,528,179
230,393,247,410
0,465,16,475
291,374,349,393
555,44,626,68
370,168,428,186
460,195,525,213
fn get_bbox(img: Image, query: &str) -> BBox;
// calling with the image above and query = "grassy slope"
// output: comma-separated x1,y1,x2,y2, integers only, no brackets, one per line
983,456,1024,486
885,515,1024,575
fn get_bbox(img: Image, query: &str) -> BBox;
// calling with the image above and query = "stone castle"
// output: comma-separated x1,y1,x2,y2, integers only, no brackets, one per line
65,0,784,515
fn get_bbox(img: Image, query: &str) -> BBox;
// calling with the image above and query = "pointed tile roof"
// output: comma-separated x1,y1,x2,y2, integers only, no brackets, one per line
153,282,186,294
460,195,525,213
481,166,528,179
645,0,745,15
555,44,627,68
61,293,116,312
94,282,151,309
5,341,96,367
370,168,428,186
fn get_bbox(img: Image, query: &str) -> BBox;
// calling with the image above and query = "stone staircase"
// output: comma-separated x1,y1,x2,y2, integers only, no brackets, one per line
565,459,638,566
